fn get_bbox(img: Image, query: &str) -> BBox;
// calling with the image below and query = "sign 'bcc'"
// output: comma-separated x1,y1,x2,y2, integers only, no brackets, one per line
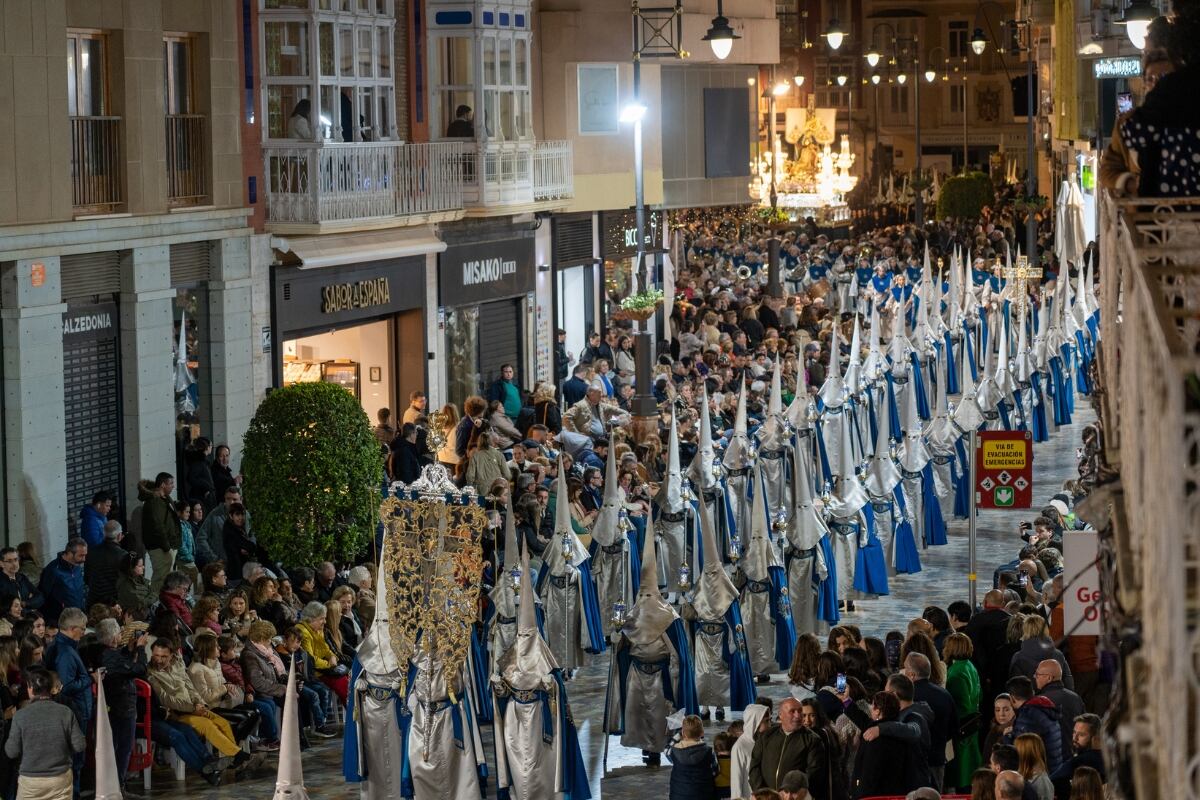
976,430,1033,509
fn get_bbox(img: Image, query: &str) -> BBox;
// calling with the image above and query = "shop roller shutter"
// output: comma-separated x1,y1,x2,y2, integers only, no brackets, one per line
63,335,123,530
478,299,521,389
60,252,121,301
553,216,593,268
170,241,212,285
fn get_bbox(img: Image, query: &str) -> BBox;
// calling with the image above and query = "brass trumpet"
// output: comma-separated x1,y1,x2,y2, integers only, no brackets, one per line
736,264,753,280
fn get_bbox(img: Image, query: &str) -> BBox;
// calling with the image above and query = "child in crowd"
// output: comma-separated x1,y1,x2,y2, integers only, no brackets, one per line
667,714,718,800
713,731,733,799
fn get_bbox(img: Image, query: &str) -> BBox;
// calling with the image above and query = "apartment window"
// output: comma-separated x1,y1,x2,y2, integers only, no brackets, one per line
67,31,108,117
435,31,531,142
889,85,908,116
261,2,397,141
68,30,122,211
435,35,475,138
164,36,192,114
164,36,208,205
815,59,852,110
948,21,969,59
949,83,966,115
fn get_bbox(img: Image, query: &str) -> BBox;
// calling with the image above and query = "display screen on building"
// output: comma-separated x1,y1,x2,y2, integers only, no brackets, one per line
1093,57,1141,79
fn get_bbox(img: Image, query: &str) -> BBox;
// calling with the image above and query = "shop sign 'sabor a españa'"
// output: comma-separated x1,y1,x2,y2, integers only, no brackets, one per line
975,430,1033,509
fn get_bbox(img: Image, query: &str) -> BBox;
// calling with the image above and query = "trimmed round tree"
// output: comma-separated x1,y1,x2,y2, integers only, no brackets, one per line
241,381,382,567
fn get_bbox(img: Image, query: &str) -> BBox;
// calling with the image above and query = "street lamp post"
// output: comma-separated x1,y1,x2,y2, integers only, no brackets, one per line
626,0,684,421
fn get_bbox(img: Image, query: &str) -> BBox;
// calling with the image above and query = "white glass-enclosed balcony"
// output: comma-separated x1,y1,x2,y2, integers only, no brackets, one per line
259,0,466,229
428,0,572,210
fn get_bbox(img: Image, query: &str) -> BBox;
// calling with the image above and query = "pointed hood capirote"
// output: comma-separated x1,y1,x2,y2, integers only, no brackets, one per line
656,412,685,513
95,667,125,800
621,504,678,646
690,497,739,620
497,543,559,690
844,315,863,397
787,431,830,551
757,359,790,451
722,379,755,470
818,323,846,409
355,524,403,676
952,325,985,433
690,385,721,491
273,655,310,800
786,354,815,432
590,438,625,547
862,302,886,382
865,381,902,498
924,346,958,451
898,359,931,474
544,457,591,573
826,403,869,518
488,494,523,623
742,466,783,581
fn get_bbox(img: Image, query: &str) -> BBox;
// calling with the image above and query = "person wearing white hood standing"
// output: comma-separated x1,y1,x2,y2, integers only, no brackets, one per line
680,496,756,723
604,505,699,767
864,377,922,577
755,360,794,523
897,356,949,551
721,380,756,562
733,466,797,682
537,462,607,673
784,426,838,633
690,386,735,563
492,544,591,800
730,703,771,800
589,446,637,640
654,414,693,599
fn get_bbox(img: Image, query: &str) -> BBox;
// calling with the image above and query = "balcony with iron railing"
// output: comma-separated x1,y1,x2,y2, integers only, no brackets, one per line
70,115,123,214
1095,193,1200,800
263,140,469,231
166,114,210,207
262,138,573,229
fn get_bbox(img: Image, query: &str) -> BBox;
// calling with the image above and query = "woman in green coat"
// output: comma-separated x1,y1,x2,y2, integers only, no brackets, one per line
943,632,983,790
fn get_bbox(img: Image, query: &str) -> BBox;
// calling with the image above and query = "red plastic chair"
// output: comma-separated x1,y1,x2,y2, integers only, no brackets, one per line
128,679,155,790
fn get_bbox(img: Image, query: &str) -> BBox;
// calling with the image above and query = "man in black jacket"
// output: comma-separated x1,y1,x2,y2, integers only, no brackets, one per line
965,589,1013,709
0,547,41,610
84,521,131,606
562,364,591,407
1035,659,1084,768
905,652,958,790
1049,713,1105,799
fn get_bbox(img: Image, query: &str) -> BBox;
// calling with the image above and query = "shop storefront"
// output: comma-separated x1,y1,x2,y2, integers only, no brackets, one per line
439,236,536,408
552,213,598,369
272,257,427,421
599,208,665,319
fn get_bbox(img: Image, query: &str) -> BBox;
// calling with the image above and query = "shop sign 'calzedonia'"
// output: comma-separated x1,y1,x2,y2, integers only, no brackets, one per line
440,237,535,307
63,301,119,342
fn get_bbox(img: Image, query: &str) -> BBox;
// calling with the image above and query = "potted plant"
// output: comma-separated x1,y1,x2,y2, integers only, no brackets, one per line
612,287,665,322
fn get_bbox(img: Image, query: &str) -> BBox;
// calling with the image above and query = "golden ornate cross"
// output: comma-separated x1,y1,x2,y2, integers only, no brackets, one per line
1003,255,1042,314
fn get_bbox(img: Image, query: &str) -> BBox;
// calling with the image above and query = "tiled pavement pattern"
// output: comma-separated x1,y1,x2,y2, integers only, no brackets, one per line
137,408,1094,799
